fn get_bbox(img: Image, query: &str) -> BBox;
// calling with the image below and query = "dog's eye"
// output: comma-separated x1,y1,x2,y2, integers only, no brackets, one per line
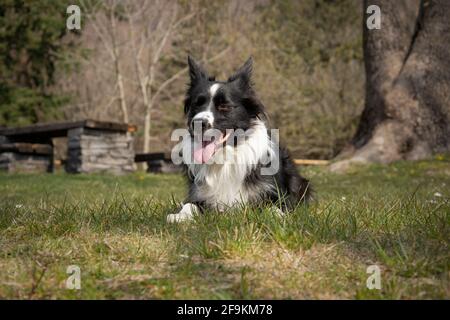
217,105,231,112
195,96,206,106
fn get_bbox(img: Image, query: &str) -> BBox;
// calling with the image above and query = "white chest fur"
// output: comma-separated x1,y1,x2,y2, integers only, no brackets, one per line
183,120,276,210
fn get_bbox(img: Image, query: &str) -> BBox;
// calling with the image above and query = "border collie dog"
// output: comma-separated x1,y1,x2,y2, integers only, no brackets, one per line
167,56,311,222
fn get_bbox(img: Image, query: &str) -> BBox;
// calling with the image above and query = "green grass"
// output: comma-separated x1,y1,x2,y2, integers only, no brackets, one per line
0,159,449,299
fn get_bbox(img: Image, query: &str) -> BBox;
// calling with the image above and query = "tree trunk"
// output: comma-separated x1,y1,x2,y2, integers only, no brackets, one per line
143,104,152,154
332,0,450,171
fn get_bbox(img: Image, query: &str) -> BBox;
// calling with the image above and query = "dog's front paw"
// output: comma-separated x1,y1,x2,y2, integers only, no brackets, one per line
167,203,198,223
167,212,193,223
269,206,285,218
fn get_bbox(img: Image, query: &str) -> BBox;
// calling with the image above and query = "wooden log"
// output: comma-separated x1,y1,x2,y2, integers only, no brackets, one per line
0,119,136,141
293,159,330,166
0,143,52,155
0,135,9,144
134,153,166,162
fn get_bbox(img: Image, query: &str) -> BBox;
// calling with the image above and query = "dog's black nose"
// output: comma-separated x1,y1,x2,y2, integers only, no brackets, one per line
192,118,211,132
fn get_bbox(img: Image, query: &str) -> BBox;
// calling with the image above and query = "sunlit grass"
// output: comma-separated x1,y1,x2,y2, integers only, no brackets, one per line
0,159,449,299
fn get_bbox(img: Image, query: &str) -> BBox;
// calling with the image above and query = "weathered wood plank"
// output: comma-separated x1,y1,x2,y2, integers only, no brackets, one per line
0,119,136,140
293,159,330,166
0,143,52,155
134,153,166,162
0,121,86,137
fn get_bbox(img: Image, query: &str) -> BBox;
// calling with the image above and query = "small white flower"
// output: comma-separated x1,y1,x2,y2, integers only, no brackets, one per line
15,204,23,209
341,196,346,201
434,192,442,198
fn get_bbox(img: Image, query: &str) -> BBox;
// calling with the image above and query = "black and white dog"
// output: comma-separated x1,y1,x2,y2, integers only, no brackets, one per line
167,56,311,222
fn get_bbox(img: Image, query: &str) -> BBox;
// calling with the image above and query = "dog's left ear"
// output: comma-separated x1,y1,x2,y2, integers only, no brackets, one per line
188,55,208,84
228,57,253,90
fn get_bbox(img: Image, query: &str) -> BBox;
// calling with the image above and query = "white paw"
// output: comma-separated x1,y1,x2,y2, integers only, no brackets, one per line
270,206,285,218
167,203,198,223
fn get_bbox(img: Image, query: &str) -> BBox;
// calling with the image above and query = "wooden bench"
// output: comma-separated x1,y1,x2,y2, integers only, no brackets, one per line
0,120,137,174
135,152,181,174
0,142,54,173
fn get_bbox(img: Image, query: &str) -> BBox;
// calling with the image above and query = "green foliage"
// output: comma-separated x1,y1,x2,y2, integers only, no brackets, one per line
262,0,363,67
0,0,73,126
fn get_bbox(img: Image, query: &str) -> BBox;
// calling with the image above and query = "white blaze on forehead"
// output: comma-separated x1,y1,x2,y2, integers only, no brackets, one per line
209,83,221,97
192,83,221,126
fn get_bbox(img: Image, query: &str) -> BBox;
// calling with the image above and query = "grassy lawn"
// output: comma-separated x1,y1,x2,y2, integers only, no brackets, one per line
0,159,449,299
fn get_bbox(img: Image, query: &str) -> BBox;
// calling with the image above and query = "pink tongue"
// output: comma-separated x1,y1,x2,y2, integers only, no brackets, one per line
194,140,217,164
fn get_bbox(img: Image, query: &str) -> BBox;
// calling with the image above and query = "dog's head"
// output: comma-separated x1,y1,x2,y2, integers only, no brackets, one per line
184,56,266,163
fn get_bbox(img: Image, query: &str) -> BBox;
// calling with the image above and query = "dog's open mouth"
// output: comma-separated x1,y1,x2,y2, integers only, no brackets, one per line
193,131,231,163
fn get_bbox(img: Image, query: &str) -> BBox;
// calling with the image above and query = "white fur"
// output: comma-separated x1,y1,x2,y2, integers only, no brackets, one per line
192,111,214,127
167,203,198,223
191,83,221,128
270,206,285,218
209,83,221,98
182,119,276,211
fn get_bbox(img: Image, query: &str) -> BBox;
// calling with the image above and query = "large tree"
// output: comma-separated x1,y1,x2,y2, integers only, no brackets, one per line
332,0,450,171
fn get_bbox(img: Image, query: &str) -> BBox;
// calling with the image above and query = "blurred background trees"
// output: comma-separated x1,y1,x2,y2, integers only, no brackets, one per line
1,0,365,160
0,0,74,126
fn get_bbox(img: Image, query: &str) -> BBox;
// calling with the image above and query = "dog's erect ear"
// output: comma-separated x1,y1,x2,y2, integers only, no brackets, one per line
188,55,208,83
228,57,253,89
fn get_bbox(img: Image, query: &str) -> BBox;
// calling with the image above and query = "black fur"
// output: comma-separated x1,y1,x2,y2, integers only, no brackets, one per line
182,56,311,213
